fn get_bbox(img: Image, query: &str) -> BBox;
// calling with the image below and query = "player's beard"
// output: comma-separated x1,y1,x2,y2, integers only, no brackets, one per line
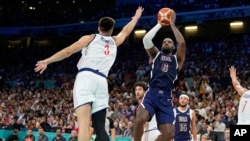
161,47,173,54
180,104,187,108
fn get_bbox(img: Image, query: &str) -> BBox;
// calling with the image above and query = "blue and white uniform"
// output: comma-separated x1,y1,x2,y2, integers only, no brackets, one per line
73,34,117,113
142,51,178,124
174,107,193,141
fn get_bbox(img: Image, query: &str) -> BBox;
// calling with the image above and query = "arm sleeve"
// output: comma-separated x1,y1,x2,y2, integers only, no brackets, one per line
143,23,161,49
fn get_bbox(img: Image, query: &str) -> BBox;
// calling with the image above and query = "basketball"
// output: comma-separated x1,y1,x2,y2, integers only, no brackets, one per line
157,8,173,25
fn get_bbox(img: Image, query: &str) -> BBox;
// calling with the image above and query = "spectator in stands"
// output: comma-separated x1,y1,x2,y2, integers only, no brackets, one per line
206,125,213,138
40,116,51,132
200,133,209,141
198,121,209,140
38,127,49,141
113,121,122,136
22,128,35,141
111,107,122,120
196,114,205,131
212,114,226,141
6,117,25,131
0,116,6,128
198,75,210,100
220,128,230,141
135,66,146,80
223,110,236,128
68,130,78,141
122,121,133,137
65,120,77,133
206,111,215,125
106,106,114,118
52,128,66,141
6,129,19,141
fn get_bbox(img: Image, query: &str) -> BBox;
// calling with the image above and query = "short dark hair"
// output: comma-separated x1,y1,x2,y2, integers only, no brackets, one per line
99,17,115,32
134,81,148,91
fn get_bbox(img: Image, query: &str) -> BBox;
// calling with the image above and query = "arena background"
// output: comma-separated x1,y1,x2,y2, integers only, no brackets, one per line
0,0,250,141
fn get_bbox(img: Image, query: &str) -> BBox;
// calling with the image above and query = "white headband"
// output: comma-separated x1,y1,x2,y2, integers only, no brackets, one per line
179,94,189,100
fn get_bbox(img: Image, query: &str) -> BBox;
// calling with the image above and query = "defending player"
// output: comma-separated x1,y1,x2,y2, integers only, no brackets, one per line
229,66,250,125
134,81,161,141
35,7,144,141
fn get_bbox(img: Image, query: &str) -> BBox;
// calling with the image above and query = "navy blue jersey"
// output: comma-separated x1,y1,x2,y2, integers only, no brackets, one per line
174,107,192,141
149,51,178,92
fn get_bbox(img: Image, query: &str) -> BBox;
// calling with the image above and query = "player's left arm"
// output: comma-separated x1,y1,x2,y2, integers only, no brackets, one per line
191,110,198,141
169,10,186,70
113,7,143,46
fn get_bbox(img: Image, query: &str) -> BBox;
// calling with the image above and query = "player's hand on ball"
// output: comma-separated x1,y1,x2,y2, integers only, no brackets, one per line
169,9,176,25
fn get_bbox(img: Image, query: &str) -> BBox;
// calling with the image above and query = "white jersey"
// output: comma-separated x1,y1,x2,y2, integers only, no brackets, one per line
142,115,161,141
237,90,250,125
77,34,117,76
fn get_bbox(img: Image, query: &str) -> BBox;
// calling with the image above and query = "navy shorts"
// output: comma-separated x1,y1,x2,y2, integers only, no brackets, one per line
141,88,175,124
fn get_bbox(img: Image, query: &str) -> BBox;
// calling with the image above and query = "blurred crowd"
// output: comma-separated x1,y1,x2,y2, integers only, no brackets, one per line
0,0,250,26
0,32,250,141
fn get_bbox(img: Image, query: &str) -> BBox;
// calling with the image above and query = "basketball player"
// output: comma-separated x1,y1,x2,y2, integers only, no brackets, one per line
134,81,161,141
229,66,250,124
133,9,186,141
34,7,144,141
173,94,197,141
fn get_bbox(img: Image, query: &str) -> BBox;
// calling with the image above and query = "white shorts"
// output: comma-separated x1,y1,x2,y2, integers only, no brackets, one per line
141,129,161,141
73,71,109,114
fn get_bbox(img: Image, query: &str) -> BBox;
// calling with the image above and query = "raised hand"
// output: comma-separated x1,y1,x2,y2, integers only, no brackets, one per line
229,66,237,79
169,9,176,25
133,6,144,20
34,60,48,74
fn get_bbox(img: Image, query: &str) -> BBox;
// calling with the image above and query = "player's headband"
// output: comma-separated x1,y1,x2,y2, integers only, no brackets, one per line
179,94,189,100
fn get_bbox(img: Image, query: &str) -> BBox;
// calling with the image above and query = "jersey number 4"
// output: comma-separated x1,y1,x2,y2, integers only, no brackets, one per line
104,44,110,55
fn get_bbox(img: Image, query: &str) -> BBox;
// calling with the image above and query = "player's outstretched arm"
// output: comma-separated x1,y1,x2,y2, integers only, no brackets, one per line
169,10,186,70
229,66,247,96
34,35,94,74
113,6,144,46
